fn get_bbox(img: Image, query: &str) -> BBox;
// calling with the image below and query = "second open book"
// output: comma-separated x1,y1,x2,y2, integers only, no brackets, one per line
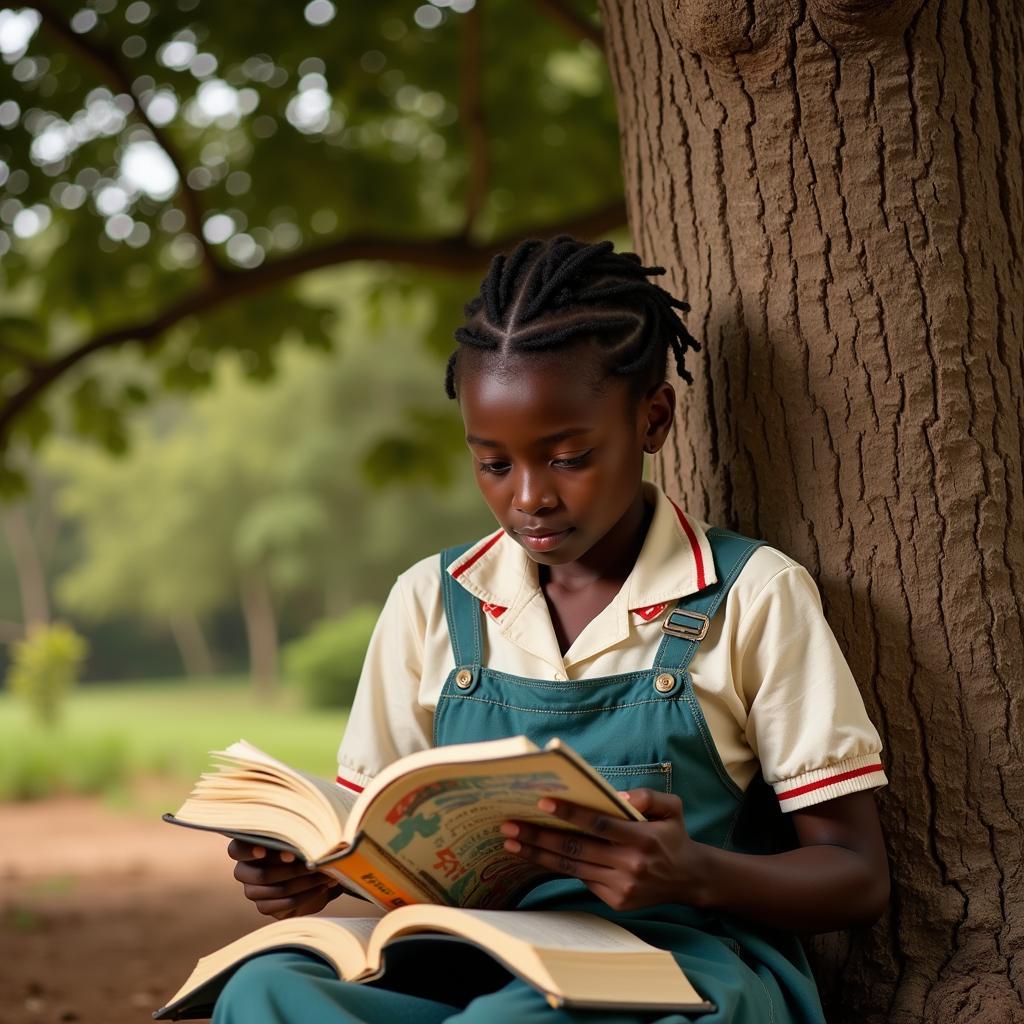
154,903,714,1018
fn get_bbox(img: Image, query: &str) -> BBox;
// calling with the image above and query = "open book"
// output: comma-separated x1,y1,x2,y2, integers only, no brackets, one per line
164,735,647,910
154,905,715,1018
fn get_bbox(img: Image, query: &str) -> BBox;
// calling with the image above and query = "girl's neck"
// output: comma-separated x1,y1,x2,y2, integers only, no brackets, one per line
539,489,654,594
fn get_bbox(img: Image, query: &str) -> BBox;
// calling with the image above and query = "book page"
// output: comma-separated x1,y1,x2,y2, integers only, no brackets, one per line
156,916,379,1017
365,906,710,1011
351,747,639,907
171,741,358,861
379,906,664,954
171,799,329,861
317,915,381,946
219,741,358,825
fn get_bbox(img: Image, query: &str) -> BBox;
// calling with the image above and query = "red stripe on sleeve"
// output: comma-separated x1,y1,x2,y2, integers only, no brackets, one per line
335,775,364,794
775,763,884,801
451,530,505,579
669,501,706,591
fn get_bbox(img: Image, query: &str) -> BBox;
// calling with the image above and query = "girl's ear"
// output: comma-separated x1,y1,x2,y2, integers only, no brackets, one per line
641,382,676,454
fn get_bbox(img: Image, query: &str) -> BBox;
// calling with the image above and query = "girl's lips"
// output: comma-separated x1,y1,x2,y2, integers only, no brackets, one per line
516,528,573,552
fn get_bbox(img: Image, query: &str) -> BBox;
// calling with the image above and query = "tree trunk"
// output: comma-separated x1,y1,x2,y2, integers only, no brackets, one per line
168,612,216,678
599,2,1023,1022
3,503,50,629
239,571,279,699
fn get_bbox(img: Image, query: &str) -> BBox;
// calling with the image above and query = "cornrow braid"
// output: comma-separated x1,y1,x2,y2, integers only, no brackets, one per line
444,235,701,400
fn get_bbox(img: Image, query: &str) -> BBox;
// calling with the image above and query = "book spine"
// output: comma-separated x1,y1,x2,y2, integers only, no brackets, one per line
320,847,424,910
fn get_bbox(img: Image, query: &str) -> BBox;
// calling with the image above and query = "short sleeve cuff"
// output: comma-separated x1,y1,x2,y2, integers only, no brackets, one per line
335,763,374,794
773,753,888,812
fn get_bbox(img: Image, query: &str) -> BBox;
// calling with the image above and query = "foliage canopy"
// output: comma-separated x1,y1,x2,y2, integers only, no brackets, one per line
0,0,620,489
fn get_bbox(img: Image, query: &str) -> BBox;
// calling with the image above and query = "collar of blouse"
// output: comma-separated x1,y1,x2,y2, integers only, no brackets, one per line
446,482,719,669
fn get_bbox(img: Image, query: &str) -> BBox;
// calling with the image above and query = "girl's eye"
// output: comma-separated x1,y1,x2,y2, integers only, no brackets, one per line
552,451,591,469
477,461,510,475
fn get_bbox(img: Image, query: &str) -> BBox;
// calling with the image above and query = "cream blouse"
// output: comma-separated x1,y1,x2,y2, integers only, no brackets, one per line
336,482,887,813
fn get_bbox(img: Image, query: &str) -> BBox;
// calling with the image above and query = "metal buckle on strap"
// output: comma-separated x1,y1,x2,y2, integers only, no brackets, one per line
661,609,709,641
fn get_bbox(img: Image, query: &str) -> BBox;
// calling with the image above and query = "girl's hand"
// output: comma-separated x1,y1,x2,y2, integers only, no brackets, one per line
227,839,343,919
500,789,710,912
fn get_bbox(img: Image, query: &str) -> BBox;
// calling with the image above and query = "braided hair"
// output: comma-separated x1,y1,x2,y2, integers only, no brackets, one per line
444,235,700,400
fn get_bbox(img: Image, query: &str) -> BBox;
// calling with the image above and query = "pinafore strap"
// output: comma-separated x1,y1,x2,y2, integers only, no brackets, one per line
652,528,764,673
440,541,480,668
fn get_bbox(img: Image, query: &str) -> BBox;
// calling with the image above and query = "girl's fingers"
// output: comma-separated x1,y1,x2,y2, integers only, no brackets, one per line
228,841,298,865
227,839,265,861
504,838,618,884
255,884,332,919
243,872,335,903
233,858,317,885
619,789,685,820
533,791,684,828
502,823,619,868
283,886,334,919
516,799,642,842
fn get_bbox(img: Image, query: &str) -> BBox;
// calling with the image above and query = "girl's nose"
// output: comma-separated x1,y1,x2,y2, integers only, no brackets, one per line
513,470,557,515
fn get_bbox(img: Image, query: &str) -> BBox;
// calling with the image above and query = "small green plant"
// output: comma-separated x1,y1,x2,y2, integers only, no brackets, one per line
7,622,88,727
284,605,380,708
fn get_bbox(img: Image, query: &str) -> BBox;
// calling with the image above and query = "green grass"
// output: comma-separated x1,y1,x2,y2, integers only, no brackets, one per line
0,676,349,805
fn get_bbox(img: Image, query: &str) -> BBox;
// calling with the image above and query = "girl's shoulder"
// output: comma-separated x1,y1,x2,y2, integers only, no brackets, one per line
394,536,481,588
397,549,449,587
691,519,820,612
390,530,502,618
389,550,445,617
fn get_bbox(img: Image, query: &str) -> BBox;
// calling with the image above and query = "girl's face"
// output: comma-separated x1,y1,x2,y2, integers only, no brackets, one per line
458,352,675,567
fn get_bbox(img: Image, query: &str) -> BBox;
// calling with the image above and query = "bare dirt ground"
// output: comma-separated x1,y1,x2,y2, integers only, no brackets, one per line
0,796,367,1024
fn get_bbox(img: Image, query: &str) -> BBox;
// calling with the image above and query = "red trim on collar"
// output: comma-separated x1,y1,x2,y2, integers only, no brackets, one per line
669,500,706,591
451,529,505,579
632,602,668,621
481,601,507,619
335,775,364,794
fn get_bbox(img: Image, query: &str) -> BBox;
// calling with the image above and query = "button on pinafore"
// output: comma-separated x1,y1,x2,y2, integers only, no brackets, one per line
433,529,827,1024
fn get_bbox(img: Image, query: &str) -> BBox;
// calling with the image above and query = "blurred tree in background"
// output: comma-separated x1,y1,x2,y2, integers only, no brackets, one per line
0,0,623,683
44,269,496,687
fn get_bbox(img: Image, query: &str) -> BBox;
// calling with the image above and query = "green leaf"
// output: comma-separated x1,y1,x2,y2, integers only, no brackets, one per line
0,462,28,499
0,317,47,356
14,402,53,450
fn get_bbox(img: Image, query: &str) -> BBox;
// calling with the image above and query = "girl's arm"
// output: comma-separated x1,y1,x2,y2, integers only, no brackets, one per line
685,791,889,931
501,788,889,934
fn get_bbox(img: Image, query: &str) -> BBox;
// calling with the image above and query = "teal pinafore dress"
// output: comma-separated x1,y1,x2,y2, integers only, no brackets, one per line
213,529,827,1024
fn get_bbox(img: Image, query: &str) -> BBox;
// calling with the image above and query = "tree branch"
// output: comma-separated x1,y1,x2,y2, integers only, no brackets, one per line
530,0,604,47
0,201,627,445
459,4,488,234
32,1,222,280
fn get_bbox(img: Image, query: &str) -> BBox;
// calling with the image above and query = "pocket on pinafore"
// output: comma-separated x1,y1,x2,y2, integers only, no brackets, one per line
592,761,673,794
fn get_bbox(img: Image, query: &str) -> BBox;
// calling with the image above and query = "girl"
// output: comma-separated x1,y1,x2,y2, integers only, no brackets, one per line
221,236,890,1024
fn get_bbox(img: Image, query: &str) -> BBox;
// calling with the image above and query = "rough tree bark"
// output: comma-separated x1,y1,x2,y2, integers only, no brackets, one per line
599,2,1023,1022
